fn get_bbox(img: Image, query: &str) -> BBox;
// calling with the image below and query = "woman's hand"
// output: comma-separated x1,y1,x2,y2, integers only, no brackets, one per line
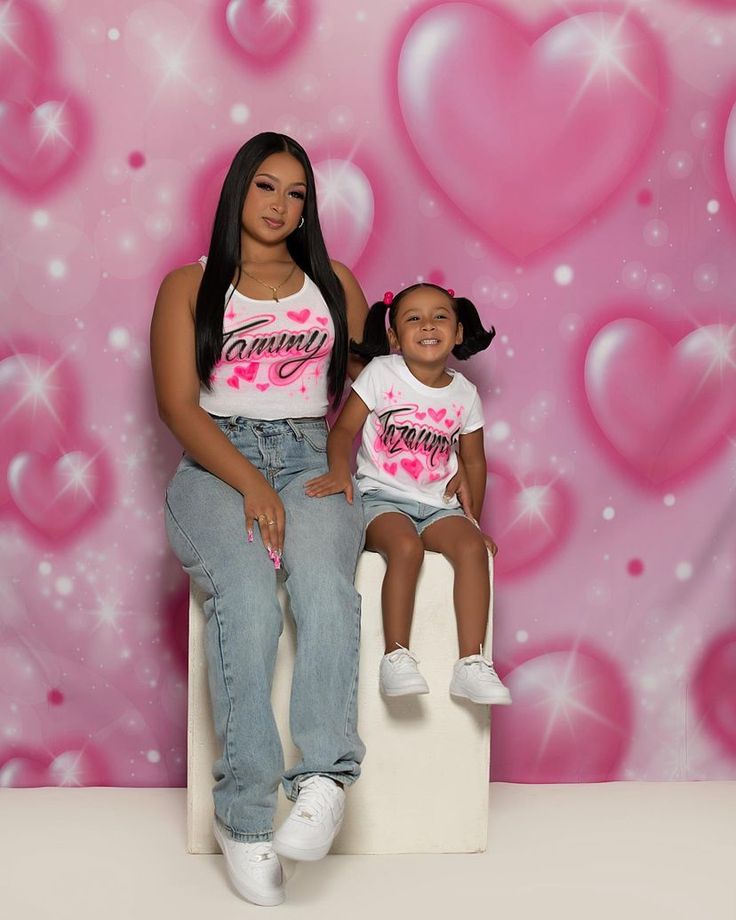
304,466,354,503
243,478,285,562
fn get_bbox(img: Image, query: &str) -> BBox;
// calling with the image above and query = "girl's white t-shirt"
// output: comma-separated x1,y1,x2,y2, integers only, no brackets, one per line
197,258,335,420
352,355,484,508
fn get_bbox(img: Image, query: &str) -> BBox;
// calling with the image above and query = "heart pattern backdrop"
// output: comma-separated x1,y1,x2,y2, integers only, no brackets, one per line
1,0,735,786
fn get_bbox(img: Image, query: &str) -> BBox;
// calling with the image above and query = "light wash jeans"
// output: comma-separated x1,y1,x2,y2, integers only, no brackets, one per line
165,416,365,842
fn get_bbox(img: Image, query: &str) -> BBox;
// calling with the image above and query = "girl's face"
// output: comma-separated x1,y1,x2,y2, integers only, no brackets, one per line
388,287,463,366
241,152,307,245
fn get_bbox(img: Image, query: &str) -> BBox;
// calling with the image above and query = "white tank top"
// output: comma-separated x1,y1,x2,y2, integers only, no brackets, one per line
197,258,335,420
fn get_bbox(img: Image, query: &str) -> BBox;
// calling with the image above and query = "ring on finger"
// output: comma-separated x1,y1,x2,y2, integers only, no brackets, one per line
267,520,276,525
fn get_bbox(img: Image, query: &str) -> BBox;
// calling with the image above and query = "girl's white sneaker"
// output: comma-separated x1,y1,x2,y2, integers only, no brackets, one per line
450,652,512,705
213,819,284,906
379,646,430,696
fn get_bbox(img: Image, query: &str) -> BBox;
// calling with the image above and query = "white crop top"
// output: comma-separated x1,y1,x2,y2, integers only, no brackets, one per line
197,258,335,420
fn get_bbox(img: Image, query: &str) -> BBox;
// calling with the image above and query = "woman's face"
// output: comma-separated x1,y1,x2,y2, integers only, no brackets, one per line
241,152,307,245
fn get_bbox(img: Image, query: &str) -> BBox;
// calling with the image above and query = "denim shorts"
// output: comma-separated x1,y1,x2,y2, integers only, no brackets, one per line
360,487,467,535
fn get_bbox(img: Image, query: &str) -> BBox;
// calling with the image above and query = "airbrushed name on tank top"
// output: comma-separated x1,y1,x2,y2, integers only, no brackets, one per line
216,309,332,389
372,404,459,470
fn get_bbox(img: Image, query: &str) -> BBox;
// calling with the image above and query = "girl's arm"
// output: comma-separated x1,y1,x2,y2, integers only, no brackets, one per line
304,391,370,502
458,429,487,520
332,260,369,380
150,266,286,553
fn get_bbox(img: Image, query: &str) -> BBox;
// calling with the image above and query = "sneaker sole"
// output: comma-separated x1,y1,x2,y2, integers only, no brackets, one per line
272,825,342,862
450,686,512,705
213,821,285,906
381,684,430,697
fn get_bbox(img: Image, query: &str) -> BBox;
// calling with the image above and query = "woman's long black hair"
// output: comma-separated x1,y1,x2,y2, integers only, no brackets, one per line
350,283,495,362
195,132,348,408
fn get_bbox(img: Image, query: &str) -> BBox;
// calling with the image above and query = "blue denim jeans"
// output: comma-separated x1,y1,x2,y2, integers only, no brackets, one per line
164,416,365,842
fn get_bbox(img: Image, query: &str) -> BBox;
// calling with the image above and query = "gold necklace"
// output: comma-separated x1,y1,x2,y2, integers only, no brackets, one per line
240,262,298,302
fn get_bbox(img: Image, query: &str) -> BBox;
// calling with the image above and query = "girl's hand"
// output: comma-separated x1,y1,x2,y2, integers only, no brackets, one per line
444,465,473,516
244,480,285,559
304,467,354,503
482,533,498,557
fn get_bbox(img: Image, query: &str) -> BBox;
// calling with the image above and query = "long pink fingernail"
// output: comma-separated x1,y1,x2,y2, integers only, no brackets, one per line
247,529,254,543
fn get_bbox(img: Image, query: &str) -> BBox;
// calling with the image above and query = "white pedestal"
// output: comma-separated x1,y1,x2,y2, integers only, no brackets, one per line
187,552,493,855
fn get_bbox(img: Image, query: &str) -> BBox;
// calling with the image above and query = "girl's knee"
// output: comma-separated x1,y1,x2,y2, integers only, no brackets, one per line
384,533,424,569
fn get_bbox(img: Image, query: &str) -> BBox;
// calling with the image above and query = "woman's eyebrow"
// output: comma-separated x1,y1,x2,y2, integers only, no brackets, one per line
255,172,307,187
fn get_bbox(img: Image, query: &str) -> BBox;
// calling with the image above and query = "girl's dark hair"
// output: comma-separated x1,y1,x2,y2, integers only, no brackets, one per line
195,132,348,408
350,283,495,362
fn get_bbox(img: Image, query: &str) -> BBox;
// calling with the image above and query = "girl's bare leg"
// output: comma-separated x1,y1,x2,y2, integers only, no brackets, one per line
421,516,490,658
365,513,425,654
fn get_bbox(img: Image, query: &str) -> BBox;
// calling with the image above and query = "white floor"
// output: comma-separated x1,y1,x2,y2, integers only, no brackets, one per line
2,783,734,920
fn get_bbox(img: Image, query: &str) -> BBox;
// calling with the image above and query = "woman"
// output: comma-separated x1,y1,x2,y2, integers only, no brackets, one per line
151,132,368,906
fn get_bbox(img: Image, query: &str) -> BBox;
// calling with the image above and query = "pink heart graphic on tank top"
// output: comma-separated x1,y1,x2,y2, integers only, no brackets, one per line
234,362,259,382
428,408,446,423
227,376,240,389
415,411,426,420
256,383,270,392
287,309,310,324
316,316,329,326
383,462,398,476
400,457,423,480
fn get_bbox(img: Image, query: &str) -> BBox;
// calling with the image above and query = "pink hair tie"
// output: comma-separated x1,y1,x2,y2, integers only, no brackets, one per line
446,288,455,297
383,291,394,305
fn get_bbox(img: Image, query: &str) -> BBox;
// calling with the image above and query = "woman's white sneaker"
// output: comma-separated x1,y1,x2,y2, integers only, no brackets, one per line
213,819,284,906
450,652,512,705
379,645,430,696
272,775,345,861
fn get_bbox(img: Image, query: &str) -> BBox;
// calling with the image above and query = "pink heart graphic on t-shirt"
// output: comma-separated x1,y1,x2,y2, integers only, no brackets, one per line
227,376,240,389
428,472,443,482
383,462,398,476
444,419,454,429
234,362,259,382
316,315,329,326
400,457,423,480
287,309,310,324
415,411,426,420
256,383,270,392
428,408,446,423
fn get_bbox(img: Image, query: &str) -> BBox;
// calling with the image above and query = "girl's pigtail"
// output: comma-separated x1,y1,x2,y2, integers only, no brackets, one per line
452,296,496,360
350,300,392,360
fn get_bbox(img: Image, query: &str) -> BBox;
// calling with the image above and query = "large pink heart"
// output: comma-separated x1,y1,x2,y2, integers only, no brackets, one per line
225,0,307,65
491,643,632,782
584,319,736,484
0,0,52,102
397,6,661,258
480,465,570,577
313,158,375,269
8,449,106,539
0,98,83,195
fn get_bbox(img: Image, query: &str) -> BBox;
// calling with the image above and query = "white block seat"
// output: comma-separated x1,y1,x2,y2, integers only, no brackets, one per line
187,551,494,854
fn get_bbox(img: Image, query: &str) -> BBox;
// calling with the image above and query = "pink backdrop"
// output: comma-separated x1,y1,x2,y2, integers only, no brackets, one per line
1,0,735,787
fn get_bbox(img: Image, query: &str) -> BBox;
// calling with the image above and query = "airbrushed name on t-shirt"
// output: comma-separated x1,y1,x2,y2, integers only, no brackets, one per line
216,311,332,388
373,404,460,470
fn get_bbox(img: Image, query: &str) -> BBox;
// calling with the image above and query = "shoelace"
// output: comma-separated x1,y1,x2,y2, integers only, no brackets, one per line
387,645,421,669
295,778,340,822
461,647,500,681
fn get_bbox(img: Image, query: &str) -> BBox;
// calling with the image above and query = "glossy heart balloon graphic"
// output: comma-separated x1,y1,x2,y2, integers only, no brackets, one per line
725,100,736,207
8,449,106,539
491,643,632,782
397,6,661,258
585,319,736,484
0,0,52,103
0,99,83,195
225,0,307,65
480,465,570,576
692,630,736,757
314,158,375,268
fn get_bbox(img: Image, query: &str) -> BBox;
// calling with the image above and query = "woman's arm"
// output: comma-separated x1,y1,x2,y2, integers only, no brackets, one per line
150,265,285,552
304,391,370,502
332,260,369,381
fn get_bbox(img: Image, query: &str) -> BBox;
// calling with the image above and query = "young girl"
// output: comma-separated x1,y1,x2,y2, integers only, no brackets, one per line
306,283,511,705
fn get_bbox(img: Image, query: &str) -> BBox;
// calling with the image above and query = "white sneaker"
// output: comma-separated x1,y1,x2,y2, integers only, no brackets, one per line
273,775,345,861
450,651,512,705
213,818,284,906
379,645,430,696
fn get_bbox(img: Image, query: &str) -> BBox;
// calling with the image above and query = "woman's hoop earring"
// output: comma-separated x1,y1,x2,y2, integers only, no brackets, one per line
298,216,305,229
